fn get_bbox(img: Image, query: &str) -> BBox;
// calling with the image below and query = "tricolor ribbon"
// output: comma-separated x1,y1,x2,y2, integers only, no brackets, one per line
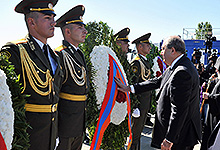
0,132,7,150
90,54,132,150
157,56,167,73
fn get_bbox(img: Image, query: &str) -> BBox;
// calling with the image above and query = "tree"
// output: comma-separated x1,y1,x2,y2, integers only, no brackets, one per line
195,22,212,40
80,21,138,149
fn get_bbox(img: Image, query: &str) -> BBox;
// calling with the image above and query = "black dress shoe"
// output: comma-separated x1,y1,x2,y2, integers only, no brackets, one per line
145,120,154,126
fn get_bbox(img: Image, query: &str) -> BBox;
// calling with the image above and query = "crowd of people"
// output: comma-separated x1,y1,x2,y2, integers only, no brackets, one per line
0,0,220,150
191,49,220,150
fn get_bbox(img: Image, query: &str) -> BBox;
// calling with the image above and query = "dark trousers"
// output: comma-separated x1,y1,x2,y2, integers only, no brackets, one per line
130,109,148,150
56,136,83,150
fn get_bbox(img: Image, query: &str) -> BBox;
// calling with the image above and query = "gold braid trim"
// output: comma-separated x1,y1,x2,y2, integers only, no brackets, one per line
18,44,52,96
139,60,151,81
62,50,86,86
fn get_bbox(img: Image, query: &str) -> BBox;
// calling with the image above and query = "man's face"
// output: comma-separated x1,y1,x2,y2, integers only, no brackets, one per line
68,24,88,46
33,12,56,39
118,41,129,53
161,41,173,66
141,43,151,55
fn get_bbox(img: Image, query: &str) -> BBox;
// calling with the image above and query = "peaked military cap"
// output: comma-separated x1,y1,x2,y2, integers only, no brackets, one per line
15,0,58,15
114,27,130,42
132,33,151,44
55,5,85,27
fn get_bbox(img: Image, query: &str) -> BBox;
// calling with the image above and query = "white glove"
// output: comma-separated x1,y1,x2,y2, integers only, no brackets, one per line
132,108,140,118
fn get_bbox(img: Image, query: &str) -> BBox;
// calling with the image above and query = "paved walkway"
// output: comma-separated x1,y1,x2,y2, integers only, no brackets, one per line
82,116,201,150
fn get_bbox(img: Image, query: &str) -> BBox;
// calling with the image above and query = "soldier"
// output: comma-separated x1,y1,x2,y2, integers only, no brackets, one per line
55,5,89,150
130,33,152,150
114,27,136,62
114,27,130,53
0,0,63,150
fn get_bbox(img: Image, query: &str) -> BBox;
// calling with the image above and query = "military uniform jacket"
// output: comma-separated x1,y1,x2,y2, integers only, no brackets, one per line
0,34,63,150
130,54,151,110
133,56,201,148
55,40,89,138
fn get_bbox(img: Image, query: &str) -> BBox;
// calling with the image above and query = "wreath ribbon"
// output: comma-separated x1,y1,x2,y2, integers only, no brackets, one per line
0,132,7,150
90,54,132,150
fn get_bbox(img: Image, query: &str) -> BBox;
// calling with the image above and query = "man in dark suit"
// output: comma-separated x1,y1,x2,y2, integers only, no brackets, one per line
115,36,201,150
55,5,89,150
0,0,63,150
130,33,152,150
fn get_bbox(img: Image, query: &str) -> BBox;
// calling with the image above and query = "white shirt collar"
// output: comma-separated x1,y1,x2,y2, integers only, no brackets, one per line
170,54,184,69
69,43,79,51
139,54,147,61
32,37,46,50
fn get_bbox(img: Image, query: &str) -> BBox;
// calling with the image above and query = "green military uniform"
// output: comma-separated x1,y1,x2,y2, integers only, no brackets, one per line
55,40,89,135
0,1,63,150
1,34,63,150
130,33,152,150
55,5,89,150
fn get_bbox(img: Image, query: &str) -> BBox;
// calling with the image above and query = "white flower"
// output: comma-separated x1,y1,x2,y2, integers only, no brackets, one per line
152,57,161,77
0,69,14,150
90,46,128,125
110,102,127,125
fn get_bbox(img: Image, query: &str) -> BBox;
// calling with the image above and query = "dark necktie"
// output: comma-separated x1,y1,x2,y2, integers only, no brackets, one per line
43,44,50,62
43,44,52,73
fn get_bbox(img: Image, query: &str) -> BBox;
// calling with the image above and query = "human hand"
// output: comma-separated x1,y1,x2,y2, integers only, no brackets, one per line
203,92,209,99
161,139,173,150
114,77,131,93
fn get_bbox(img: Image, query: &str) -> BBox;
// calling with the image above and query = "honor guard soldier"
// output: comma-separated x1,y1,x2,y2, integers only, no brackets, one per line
114,27,130,53
55,5,89,150
114,27,136,62
0,0,63,150
130,33,152,150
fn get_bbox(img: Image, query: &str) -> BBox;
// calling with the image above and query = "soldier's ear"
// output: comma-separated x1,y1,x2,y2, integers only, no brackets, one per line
65,28,71,36
28,18,35,26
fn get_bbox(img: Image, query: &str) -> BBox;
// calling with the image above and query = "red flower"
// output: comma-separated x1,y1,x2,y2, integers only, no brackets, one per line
156,71,162,77
157,58,163,73
116,91,126,103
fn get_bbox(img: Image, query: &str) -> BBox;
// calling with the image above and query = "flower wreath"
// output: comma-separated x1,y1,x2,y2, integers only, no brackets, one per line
90,46,128,125
152,56,167,77
0,69,14,150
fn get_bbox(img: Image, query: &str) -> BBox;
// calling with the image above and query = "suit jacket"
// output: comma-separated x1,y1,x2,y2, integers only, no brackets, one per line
131,54,151,110
201,79,220,150
55,40,89,137
208,121,220,149
134,55,201,148
0,34,63,150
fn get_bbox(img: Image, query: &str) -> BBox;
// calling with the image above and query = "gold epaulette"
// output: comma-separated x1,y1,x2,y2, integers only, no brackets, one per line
11,38,28,45
55,45,67,52
134,55,140,60
130,55,140,63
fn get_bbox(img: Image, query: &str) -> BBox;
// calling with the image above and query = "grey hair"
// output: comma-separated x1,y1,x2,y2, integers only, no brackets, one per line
166,36,186,54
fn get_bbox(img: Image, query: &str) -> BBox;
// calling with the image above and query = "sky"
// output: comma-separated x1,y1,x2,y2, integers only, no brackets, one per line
1,0,220,50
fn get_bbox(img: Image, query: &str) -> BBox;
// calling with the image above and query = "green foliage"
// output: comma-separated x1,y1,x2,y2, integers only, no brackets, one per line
80,21,138,149
146,43,161,114
195,22,212,39
0,55,30,150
